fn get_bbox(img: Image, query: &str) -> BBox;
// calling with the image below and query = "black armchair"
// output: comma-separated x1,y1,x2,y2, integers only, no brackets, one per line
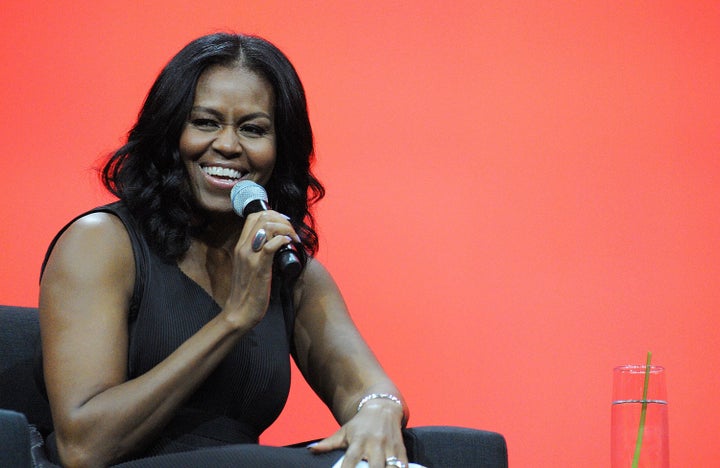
0,305,508,467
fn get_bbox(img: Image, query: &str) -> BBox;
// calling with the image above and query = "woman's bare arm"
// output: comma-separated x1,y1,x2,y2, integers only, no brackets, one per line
292,259,408,466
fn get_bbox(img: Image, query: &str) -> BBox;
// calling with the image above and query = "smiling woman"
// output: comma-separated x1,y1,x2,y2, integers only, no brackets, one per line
31,32,508,468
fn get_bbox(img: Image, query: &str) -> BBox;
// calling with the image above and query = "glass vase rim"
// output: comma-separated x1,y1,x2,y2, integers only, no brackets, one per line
613,364,665,373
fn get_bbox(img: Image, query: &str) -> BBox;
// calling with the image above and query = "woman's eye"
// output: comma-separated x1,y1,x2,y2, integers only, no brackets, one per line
240,125,268,136
191,118,221,130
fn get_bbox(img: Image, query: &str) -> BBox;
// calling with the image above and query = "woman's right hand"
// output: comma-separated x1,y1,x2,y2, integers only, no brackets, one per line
221,209,301,328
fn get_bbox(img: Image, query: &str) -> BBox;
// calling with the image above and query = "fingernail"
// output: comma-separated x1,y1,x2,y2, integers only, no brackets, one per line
281,214,292,220
306,442,319,449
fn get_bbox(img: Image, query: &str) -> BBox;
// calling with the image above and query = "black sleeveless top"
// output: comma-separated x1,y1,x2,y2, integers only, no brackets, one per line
40,202,297,458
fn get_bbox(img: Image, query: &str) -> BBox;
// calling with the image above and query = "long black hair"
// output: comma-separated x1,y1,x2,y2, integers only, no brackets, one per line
101,33,324,261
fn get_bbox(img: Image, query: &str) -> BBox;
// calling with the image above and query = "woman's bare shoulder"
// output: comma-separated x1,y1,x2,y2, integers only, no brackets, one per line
293,257,333,302
41,211,135,299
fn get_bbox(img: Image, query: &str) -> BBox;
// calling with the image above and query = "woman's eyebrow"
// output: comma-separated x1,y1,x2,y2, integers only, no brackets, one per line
190,106,223,117
190,106,272,121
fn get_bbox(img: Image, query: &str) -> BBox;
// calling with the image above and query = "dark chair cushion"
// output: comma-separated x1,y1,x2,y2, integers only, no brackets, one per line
0,409,32,467
0,306,53,434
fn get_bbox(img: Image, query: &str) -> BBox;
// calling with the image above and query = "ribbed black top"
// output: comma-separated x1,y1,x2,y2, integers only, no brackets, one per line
41,202,296,457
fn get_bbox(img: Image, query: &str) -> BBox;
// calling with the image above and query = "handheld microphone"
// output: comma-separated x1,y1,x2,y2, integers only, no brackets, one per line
230,180,302,280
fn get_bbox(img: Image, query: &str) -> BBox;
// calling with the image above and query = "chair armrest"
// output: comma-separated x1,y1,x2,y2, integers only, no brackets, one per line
0,408,32,467
404,426,508,468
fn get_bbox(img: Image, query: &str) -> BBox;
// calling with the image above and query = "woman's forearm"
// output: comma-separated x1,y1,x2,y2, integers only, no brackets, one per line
52,312,249,467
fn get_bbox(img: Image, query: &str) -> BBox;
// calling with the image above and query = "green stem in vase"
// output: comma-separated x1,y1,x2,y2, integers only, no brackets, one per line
631,351,652,468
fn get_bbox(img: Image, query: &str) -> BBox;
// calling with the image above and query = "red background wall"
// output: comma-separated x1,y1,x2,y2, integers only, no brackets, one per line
1,1,718,466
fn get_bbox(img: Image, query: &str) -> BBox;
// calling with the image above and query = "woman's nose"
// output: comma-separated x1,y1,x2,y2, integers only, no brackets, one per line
212,126,242,156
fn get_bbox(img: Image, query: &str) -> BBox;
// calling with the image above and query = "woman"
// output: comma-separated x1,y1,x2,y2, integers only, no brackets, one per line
39,33,410,467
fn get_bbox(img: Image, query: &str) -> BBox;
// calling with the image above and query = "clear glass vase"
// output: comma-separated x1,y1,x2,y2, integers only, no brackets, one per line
611,364,669,467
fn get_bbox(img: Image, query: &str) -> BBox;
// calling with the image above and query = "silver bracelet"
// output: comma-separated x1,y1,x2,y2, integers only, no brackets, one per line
356,393,403,413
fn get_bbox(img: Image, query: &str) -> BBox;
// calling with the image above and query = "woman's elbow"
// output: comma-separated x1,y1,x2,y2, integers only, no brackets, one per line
55,429,116,468
55,437,98,468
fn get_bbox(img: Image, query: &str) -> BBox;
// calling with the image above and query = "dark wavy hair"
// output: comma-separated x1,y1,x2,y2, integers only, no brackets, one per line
101,33,324,262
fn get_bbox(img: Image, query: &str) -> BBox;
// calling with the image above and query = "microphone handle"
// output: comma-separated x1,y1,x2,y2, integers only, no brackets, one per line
275,243,302,280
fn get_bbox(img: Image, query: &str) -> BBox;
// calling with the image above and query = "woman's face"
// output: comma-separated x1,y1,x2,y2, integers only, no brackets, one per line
179,64,276,214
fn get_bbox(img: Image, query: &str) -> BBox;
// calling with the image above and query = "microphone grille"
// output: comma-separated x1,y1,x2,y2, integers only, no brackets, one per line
231,180,268,217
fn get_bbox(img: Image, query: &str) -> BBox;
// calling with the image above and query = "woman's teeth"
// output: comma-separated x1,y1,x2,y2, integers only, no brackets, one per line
202,166,241,179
